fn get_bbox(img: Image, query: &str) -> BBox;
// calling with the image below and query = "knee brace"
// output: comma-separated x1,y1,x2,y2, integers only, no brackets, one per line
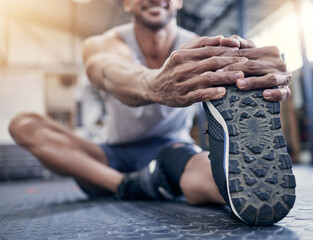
116,143,202,201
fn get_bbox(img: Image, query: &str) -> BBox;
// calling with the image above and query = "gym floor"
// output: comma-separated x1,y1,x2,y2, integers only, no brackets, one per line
0,165,312,240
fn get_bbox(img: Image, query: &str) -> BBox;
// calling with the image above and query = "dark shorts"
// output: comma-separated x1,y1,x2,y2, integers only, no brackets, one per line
101,136,181,173
77,136,197,198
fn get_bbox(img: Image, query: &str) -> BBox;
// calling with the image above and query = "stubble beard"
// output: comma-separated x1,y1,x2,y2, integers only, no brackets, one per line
134,12,177,31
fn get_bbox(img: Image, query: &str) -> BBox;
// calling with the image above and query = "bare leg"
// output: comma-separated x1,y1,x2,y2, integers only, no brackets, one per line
180,152,225,205
8,112,123,192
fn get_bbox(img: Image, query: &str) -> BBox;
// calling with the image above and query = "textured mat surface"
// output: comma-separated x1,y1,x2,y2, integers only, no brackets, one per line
0,144,53,180
0,165,312,240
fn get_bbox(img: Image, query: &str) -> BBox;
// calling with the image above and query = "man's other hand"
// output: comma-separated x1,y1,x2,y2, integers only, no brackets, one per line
220,36,291,102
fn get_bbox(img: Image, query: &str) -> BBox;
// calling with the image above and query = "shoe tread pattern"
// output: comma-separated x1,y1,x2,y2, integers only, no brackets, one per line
211,85,296,226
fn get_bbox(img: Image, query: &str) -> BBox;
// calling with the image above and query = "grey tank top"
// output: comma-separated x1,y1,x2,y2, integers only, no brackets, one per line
100,23,197,145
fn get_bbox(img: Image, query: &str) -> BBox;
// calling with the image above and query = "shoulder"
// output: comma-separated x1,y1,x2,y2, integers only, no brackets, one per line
82,24,132,61
86,23,132,48
174,26,199,49
177,26,198,39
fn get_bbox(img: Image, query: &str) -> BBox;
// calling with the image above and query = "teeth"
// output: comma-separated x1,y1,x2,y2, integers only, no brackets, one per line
148,6,163,11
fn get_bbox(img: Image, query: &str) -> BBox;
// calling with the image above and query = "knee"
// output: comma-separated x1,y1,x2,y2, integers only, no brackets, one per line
180,153,225,205
9,112,44,146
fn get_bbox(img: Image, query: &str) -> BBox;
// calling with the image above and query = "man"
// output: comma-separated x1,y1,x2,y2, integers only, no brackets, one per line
8,0,295,226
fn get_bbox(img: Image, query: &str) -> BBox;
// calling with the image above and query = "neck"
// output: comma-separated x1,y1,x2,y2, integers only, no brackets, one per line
133,19,178,68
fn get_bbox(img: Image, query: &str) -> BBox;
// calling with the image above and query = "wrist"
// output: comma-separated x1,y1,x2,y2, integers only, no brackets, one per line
141,69,162,105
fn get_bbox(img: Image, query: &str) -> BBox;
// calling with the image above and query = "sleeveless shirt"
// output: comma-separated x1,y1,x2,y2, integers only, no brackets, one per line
100,23,197,145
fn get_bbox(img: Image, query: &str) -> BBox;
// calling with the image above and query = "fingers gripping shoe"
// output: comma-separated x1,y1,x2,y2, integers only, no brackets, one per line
203,85,296,226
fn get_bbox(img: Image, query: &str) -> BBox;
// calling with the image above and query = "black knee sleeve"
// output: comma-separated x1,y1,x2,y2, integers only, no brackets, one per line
157,143,202,195
116,160,176,201
116,143,202,201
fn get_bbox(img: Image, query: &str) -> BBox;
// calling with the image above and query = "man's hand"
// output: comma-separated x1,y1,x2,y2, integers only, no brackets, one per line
148,36,247,107
220,35,291,102
220,35,256,48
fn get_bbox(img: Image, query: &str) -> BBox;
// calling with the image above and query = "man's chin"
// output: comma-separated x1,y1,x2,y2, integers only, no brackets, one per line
135,16,173,31
142,21,168,31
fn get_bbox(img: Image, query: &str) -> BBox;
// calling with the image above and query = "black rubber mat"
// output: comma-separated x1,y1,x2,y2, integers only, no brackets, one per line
0,165,312,240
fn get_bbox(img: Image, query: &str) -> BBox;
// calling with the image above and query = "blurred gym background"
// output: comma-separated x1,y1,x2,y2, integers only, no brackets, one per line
0,0,312,181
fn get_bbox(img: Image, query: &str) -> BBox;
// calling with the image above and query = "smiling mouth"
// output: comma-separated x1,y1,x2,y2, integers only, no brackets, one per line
142,2,169,11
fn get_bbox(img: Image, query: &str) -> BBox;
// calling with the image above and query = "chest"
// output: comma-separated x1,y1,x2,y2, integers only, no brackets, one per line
145,56,167,69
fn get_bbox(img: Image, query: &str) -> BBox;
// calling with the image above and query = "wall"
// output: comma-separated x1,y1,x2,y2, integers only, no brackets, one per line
0,69,45,143
0,16,86,143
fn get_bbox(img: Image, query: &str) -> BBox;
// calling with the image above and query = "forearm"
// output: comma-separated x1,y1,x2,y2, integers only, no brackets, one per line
85,53,156,107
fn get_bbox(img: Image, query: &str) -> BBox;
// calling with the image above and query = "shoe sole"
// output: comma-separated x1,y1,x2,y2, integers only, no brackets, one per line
204,85,296,225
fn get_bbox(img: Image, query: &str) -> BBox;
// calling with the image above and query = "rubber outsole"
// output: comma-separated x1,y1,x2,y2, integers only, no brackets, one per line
205,85,296,226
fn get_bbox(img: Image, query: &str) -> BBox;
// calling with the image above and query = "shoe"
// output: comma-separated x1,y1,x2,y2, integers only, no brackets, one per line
116,159,175,200
203,85,296,225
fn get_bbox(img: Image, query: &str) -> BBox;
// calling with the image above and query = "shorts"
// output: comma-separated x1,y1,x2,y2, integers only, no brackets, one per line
77,136,197,198
101,136,183,173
